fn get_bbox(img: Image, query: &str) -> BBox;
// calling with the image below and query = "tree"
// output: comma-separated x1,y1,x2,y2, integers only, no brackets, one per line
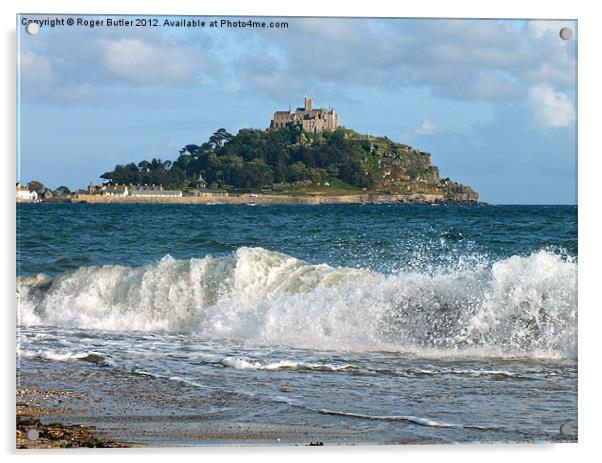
138,160,151,173
289,162,309,182
28,180,44,193
54,186,71,197
209,128,233,149
97,125,428,193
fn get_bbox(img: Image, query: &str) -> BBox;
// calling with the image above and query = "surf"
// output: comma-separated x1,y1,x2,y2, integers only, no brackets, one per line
17,246,577,359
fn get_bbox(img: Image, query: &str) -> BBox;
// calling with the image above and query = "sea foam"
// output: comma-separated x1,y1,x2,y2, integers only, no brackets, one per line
17,246,577,359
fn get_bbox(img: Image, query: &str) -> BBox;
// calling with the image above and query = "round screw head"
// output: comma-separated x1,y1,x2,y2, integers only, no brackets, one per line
25,22,40,35
560,422,572,436
26,428,39,440
559,27,573,40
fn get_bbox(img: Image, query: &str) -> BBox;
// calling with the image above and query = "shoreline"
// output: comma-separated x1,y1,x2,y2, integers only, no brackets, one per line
25,192,481,206
16,388,132,448
17,362,421,448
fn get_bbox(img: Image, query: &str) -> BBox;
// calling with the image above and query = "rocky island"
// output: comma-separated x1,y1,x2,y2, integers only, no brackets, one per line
23,97,479,205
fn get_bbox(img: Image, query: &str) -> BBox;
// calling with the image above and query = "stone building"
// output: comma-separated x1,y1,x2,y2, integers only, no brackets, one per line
86,183,182,197
129,184,182,197
87,183,128,196
270,97,340,133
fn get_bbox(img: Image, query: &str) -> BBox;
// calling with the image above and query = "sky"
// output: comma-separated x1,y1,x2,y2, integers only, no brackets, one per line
17,16,577,204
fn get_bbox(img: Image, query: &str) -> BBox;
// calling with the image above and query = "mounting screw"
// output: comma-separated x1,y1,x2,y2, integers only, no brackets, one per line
559,27,573,40
25,22,40,35
560,422,572,436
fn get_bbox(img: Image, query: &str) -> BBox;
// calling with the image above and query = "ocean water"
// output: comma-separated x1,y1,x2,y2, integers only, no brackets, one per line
16,203,578,444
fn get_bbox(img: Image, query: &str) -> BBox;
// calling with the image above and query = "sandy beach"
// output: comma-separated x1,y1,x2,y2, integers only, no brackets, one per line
17,359,429,448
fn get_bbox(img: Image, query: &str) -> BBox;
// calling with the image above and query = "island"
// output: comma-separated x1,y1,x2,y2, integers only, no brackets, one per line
19,97,479,205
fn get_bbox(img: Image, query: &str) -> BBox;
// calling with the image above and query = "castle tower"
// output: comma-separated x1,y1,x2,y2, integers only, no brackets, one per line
304,96,313,112
271,97,338,132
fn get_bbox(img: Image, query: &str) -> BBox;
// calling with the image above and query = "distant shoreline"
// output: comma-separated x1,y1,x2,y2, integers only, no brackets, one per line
29,192,480,206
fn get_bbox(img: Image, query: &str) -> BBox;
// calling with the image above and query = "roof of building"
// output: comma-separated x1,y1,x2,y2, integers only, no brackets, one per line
130,189,181,195
129,185,162,191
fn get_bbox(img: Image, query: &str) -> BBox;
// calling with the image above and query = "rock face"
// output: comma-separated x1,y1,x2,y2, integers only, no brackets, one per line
356,135,479,203
440,179,480,203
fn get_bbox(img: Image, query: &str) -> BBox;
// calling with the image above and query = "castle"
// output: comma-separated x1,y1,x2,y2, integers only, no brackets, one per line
270,97,340,133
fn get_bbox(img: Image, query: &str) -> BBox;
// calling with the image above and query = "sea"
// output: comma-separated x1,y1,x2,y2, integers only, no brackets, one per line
16,203,578,444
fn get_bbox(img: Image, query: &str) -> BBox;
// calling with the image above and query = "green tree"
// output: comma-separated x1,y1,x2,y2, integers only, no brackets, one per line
27,180,44,193
54,185,71,196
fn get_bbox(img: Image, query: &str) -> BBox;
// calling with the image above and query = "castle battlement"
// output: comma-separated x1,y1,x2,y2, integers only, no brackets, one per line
270,97,340,133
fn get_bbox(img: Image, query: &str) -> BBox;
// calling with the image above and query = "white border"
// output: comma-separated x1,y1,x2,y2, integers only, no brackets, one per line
2,1,600,462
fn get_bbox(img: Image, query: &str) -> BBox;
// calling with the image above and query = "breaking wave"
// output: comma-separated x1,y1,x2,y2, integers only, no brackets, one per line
17,246,577,359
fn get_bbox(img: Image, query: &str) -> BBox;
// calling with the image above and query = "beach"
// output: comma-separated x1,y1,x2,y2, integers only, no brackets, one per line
17,360,422,447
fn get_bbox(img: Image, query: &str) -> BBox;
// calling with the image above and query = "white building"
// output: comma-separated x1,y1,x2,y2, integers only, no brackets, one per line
16,183,38,202
104,185,129,196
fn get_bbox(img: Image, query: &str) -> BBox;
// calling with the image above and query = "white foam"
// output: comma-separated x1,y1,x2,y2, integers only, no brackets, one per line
17,247,577,359
319,409,459,428
167,375,207,388
445,369,520,378
220,356,356,371
19,349,110,364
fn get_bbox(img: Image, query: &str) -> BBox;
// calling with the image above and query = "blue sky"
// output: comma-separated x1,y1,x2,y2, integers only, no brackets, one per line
17,16,577,204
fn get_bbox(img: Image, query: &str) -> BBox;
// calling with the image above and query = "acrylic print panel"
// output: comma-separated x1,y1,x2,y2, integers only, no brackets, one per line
16,14,577,448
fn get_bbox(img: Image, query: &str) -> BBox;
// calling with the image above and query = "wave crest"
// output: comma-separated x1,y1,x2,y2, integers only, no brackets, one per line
17,247,577,358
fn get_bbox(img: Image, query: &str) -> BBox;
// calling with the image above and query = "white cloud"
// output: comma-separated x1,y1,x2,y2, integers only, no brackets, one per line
297,18,360,42
99,38,201,85
525,60,575,88
20,50,55,82
415,119,438,135
527,20,573,39
17,17,577,108
239,18,576,103
528,84,575,128
235,51,305,98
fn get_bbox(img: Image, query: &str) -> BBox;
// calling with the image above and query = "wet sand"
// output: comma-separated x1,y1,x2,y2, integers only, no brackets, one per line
17,361,423,448
16,388,131,448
